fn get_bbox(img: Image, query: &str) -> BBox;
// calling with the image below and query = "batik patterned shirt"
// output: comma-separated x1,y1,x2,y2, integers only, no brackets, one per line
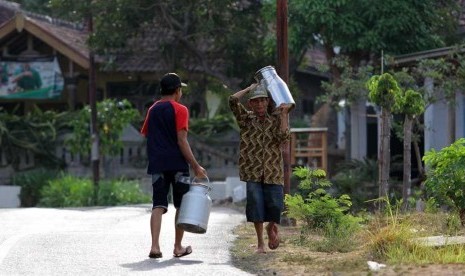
229,96,290,185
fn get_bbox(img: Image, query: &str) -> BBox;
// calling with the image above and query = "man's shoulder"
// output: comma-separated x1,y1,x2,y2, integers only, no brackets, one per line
170,101,188,114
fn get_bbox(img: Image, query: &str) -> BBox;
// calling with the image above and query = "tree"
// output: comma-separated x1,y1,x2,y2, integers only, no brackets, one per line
49,0,271,89
0,106,71,171
281,0,460,76
390,70,425,210
66,99,139,177
10,0,52,14
268,0,459,162
317,57,374,159
367,73,401,205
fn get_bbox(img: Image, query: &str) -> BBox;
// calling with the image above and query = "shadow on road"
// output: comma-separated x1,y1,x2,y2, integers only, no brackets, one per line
121,258,203,271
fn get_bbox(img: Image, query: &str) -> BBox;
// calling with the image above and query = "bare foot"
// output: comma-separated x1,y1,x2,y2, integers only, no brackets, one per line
266,223,280,250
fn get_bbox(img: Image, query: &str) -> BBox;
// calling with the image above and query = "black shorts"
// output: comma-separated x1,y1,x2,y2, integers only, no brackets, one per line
246,181,284,224
152,171,190,213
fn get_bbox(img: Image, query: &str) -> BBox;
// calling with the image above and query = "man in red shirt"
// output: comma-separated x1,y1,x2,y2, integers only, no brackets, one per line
141,73,207,259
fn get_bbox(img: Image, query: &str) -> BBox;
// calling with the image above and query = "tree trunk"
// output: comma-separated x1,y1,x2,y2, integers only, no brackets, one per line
413,117,425,179
345,106,351,160
460,208,465,226
402,116,413,211
378,107,391,209
448,99,456,145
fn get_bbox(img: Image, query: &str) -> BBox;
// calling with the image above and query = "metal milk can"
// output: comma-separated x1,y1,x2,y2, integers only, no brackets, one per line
254,65,295,110
176,176,212,234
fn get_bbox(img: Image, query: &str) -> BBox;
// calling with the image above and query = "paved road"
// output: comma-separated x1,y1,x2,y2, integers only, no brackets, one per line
0,204,252,276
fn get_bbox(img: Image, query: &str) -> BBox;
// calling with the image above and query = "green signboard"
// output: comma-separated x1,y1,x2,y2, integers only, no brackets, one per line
0,58,64,99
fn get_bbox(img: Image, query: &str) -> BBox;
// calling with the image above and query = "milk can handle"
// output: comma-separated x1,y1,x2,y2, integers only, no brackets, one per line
191,175,212,193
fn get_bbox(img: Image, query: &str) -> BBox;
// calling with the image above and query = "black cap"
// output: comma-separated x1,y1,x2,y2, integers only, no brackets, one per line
160,73,187,93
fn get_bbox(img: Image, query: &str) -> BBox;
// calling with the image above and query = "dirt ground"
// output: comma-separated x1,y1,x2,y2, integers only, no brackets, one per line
221,201,465,276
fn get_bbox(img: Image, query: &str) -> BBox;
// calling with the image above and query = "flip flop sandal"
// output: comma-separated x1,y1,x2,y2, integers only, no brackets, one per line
148,251,163,258
173,245,192,258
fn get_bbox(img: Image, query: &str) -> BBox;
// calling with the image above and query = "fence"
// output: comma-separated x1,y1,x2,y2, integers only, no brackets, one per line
1,127,333,184
290,127,328,172
0,126,241,184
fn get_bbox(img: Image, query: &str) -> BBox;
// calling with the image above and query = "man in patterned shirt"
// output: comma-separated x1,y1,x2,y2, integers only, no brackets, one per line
229,82,290,254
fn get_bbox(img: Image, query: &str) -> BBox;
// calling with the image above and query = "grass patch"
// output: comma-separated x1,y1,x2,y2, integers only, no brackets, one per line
230,209,465,275
230,222,369,275
228,167,465,274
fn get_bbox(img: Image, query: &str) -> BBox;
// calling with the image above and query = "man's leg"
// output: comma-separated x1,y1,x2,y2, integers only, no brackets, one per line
149,173,169,257
264,184,283,250
150,207,164,254
254,222,266,253
172,209,192,257
173,209,188,255
266,221,279,249
246,182,266,253
172,172,192,257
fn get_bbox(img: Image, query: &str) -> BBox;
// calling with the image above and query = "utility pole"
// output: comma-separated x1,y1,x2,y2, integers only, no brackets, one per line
277,0,290,195
277,0,294,226
87,12,99,204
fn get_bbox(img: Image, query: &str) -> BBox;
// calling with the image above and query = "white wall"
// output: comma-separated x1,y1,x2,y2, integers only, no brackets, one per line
0,186,21,208
424,77,451,151
350,100,367,160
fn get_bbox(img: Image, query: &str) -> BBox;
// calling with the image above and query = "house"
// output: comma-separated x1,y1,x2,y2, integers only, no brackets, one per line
0,1,179,115
0,1,377,182
0,1,240,183
393,47,465,152
297,44,465,173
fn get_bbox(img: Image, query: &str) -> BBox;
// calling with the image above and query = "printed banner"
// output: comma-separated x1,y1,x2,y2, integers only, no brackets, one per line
0,58,64,99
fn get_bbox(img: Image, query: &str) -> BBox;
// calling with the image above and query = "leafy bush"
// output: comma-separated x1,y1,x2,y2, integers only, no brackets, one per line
285,167,361,252
331,158,378,210
66,99,140,157
98,179,151,206
286,167,356,228
39,174,94,207
11,168,61,207
189,115,238,137
0,107,71,170
39,174,150,207
423,138,465,224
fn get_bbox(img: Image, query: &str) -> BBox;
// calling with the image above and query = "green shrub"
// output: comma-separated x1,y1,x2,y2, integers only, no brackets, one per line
330,158,378,211
285,167,361,252
66,99,140,157
286,167,356,228
11,168,61,207
39,174,150,207
314,215,361,253
98,179,150,206
39,174,94,207
423,138,465,224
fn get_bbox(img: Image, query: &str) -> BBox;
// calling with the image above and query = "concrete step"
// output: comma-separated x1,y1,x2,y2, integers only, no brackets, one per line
413,235,465,247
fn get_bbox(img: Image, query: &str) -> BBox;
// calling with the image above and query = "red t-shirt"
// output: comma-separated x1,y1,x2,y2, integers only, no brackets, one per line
140,100,189,173
141,100,188,136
